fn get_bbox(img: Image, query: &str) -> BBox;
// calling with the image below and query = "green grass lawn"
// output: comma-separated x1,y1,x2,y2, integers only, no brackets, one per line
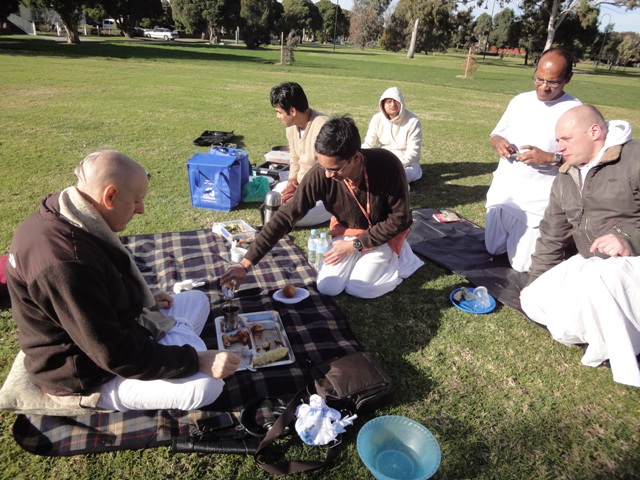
1,37,639,479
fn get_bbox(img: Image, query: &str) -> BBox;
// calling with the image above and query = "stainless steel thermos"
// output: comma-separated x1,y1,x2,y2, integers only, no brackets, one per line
260,190,282,226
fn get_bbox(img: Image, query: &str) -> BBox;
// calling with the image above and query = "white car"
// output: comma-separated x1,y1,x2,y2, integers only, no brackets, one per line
144,28,178,41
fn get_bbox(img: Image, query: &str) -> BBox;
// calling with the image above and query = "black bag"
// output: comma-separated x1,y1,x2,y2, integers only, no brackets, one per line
254,351,394,476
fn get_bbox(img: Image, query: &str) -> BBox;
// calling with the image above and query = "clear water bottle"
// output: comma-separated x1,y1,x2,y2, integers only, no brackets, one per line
316,232,329,271
307,229,318,269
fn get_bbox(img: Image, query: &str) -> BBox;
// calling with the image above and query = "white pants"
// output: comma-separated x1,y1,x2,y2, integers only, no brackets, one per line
97,290,225,411
485,206,539,273
273,181,331,227
405,164,423,183
521,255,640,387
316,236,423,299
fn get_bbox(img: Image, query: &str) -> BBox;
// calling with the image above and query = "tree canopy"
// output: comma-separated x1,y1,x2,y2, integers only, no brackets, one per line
382,0,456,54
349,0,385,49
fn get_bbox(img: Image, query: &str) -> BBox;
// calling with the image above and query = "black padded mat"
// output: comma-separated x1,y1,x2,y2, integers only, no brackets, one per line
407,208,530,318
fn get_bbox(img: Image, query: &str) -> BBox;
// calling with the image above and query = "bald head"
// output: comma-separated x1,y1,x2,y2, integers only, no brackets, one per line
539,48,573,80
75,150,148,232
559,105,606,133
75,150,146,197
555,105,608,166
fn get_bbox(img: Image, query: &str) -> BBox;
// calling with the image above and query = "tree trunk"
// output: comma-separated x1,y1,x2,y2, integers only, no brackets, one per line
407,18,419,59
544,0,559,50
60,16,80,43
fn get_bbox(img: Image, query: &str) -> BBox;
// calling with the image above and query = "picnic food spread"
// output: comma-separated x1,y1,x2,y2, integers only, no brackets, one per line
214,311,295,371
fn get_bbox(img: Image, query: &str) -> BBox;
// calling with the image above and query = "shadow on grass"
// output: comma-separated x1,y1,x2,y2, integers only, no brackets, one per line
410,161,494,211
0,37,272,65
334,257,450,409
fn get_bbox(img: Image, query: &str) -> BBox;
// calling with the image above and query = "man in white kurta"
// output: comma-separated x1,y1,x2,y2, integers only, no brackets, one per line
520,105,639,387
485,48,582,272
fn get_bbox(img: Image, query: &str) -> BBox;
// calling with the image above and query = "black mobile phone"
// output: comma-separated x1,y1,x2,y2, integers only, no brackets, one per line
196,413,235,433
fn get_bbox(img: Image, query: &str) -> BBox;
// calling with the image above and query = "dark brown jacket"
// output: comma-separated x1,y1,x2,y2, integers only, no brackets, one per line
246,148,412,265
6,193,199,395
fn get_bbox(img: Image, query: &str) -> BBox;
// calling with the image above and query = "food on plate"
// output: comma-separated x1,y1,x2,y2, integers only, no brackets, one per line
221,329,251,348
453,287,475,303
253,347,289,367
237,330,250,345
282,284,297,298
260,341,271,351
250,324,265,334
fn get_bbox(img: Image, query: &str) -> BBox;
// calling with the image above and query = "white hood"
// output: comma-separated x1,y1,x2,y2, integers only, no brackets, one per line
379,86,406,122
603,120,633,150
592,120,633,165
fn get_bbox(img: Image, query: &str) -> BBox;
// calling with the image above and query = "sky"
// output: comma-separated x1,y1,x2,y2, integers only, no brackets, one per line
334,0,640,34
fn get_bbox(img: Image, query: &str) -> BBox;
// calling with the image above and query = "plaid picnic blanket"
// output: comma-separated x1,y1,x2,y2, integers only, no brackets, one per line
13,229,363,456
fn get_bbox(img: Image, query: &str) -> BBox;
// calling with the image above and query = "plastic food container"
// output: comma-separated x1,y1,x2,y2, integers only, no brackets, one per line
212,220,256,245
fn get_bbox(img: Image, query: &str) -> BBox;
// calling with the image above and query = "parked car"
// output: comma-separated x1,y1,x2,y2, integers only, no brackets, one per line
144,28,178,40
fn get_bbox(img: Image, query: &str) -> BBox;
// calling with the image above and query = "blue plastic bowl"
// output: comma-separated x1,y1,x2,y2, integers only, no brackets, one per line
357,416,441,480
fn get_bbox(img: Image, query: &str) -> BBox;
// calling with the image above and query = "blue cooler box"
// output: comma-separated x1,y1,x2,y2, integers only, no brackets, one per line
187,152,242,212
208,146,251,185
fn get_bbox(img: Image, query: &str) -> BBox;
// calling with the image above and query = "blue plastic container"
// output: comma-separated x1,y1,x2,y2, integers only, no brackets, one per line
357,416,441,480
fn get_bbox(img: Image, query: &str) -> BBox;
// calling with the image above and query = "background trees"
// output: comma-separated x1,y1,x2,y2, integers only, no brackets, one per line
93,0,165,38
349,0,388,49
315,0,347,44
12,0,640,63
616,31,640,66
1,0,21,27
383,0,457,54
240,0,281,48
172,0,240,42
489,8,518,51
281,0,322,40
24,0,85,43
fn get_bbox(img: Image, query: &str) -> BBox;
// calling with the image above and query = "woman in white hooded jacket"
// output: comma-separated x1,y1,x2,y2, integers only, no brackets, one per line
362,86,423,183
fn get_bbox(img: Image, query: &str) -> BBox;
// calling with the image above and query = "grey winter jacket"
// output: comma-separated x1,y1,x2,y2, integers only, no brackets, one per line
529,140,640,281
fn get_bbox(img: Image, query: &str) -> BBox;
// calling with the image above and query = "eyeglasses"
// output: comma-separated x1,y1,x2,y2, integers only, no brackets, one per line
532,75,564,88
318,159,350,175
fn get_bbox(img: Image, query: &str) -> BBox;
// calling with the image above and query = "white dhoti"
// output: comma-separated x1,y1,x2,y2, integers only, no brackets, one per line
98,290,225,411
316,236,423,299
485,206,540,273
273,181,331,227
521,255,640,387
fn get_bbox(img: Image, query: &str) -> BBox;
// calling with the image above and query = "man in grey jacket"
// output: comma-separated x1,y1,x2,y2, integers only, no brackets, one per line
520,105,639,387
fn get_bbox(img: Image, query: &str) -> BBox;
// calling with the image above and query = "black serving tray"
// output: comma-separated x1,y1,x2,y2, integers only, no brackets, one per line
193,130,235,146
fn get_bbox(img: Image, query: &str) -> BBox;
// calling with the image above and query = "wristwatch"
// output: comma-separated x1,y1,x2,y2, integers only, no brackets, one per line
551,152,563,165
353,238,363,251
